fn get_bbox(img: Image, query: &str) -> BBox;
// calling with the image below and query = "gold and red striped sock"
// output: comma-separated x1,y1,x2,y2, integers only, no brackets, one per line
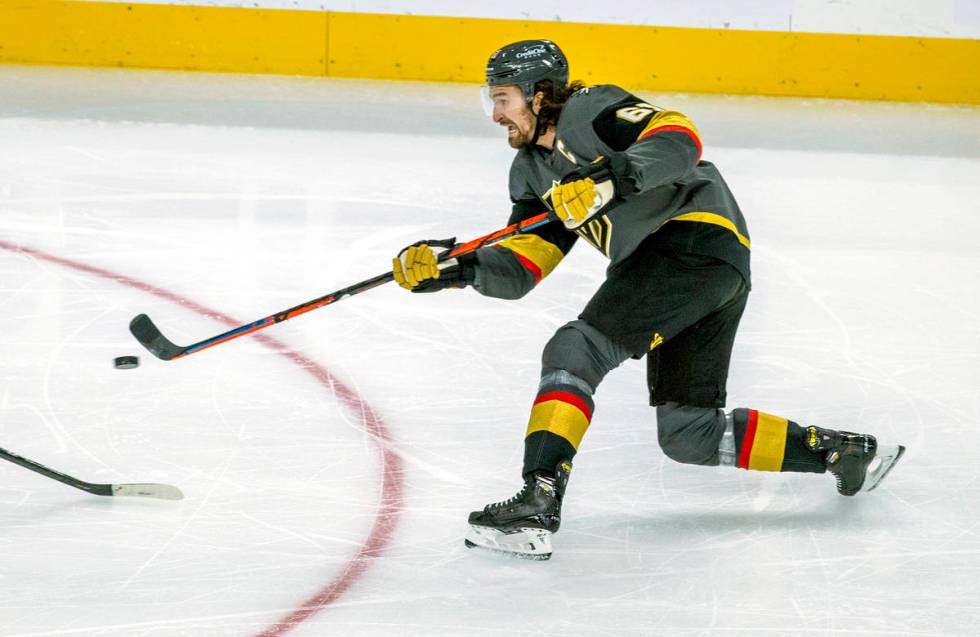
522,384,594,477
732,408,826,474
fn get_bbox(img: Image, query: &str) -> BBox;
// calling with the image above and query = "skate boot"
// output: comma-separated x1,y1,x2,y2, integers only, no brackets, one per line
805,426,905,495
465,459,572,560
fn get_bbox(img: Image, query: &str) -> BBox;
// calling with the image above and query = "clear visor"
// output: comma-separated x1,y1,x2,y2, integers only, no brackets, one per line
480,84,525,120
480,85,494,118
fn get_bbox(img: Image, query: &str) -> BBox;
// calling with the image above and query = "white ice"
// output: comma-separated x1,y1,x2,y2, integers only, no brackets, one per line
0,65,978,636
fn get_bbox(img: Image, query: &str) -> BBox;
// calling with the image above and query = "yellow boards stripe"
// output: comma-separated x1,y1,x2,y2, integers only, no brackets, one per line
498,234,566,280
0,1,327,75
526,400,591,450
671,212,752,250
747,412,789,472
326,13,980,103
1,5,977,104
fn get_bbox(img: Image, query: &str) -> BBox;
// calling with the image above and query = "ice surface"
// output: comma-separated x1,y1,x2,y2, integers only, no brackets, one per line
0,65,978,636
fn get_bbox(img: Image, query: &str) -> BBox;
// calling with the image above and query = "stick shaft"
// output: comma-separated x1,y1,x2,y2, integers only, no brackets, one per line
0,446,111,495
132,211,555,360
181,270,393,358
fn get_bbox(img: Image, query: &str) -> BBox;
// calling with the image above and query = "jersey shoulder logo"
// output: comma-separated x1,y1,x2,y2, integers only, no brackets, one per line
555,138,577,165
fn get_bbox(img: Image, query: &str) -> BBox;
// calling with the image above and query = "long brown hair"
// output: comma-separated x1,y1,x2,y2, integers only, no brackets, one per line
533,79,587,131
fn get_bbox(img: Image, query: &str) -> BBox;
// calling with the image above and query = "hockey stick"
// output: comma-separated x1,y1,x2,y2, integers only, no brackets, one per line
0,446,184,499
130,211,557,361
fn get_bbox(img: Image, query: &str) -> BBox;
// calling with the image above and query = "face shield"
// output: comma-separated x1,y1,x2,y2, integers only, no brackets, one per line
480,85,495,118
480,84,529,121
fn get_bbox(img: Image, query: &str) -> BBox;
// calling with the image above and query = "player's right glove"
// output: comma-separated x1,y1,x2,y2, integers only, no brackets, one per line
550,153,637,230
392,238,475,293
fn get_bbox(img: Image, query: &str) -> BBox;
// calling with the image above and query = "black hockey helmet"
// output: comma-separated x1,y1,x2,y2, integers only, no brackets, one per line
485,40,569,104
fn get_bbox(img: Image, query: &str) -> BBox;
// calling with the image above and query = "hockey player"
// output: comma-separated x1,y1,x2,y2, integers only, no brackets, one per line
392,40,904,560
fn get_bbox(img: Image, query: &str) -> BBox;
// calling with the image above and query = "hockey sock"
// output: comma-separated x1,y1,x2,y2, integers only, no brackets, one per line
731,408,826,474
522,382,594,478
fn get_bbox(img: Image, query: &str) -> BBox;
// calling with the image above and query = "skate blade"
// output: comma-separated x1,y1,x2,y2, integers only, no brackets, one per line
465,525,553,560
865,444,906,492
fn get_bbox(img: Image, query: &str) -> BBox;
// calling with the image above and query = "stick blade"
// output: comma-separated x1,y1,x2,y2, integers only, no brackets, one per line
129,314,184,360
111,483,185,500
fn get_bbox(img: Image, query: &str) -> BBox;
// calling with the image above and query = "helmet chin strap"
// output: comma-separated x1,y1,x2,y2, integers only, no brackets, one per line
529,121,544,147
528,100,545,147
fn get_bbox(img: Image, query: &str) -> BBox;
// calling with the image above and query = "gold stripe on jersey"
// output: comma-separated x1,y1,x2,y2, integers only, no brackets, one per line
497,234,566,280
637,111,702,144
670,212,751,250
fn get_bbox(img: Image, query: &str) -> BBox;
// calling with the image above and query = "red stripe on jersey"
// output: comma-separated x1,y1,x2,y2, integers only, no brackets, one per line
639,124,703,161
514,252,543,284
534,390,593,422
737,409,759,469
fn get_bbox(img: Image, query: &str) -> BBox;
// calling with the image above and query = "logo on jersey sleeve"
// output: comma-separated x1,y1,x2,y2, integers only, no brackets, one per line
574,216,613,257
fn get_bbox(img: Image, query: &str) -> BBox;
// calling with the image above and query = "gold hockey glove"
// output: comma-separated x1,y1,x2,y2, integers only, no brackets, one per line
550,154,636,230
392,238,475,293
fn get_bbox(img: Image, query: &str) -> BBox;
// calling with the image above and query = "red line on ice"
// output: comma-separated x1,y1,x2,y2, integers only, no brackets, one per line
0,240,404,636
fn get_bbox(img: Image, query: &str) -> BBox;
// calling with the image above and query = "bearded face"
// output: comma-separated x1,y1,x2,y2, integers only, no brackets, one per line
484,85,538,149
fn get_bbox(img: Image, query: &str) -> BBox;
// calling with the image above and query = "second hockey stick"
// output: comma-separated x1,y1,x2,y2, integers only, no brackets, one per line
130,211,557,361
0,446,184,499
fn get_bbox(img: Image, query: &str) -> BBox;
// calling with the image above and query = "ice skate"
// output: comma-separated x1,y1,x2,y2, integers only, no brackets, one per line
465,460,571,560
805,427,905,495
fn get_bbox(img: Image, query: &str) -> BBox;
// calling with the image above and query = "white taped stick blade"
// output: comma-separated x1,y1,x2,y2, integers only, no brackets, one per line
112,483,185,500
865,444,906,492
465,525,553,560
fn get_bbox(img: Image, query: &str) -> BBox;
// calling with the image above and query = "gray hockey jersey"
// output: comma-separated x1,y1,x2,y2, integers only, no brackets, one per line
473,84,750,300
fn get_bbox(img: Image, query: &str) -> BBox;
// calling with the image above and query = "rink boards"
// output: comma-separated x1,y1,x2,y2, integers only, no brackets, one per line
0,2,978,103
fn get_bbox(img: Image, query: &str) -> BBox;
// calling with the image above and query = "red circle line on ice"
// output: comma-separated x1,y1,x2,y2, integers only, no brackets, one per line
0,240,404,637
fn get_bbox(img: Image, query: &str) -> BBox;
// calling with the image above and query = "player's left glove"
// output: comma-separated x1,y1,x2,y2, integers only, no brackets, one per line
549,153,637,230
392,237,475,293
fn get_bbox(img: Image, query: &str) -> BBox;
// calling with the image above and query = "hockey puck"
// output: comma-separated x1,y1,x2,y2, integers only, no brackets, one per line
113,355,139,370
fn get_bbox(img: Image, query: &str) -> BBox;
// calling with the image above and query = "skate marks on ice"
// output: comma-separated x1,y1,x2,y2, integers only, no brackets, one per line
1,67,978,635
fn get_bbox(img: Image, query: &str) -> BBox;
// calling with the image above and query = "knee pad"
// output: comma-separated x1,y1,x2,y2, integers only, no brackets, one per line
541,319,631,390
656,402,727,466
539,368,594,396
